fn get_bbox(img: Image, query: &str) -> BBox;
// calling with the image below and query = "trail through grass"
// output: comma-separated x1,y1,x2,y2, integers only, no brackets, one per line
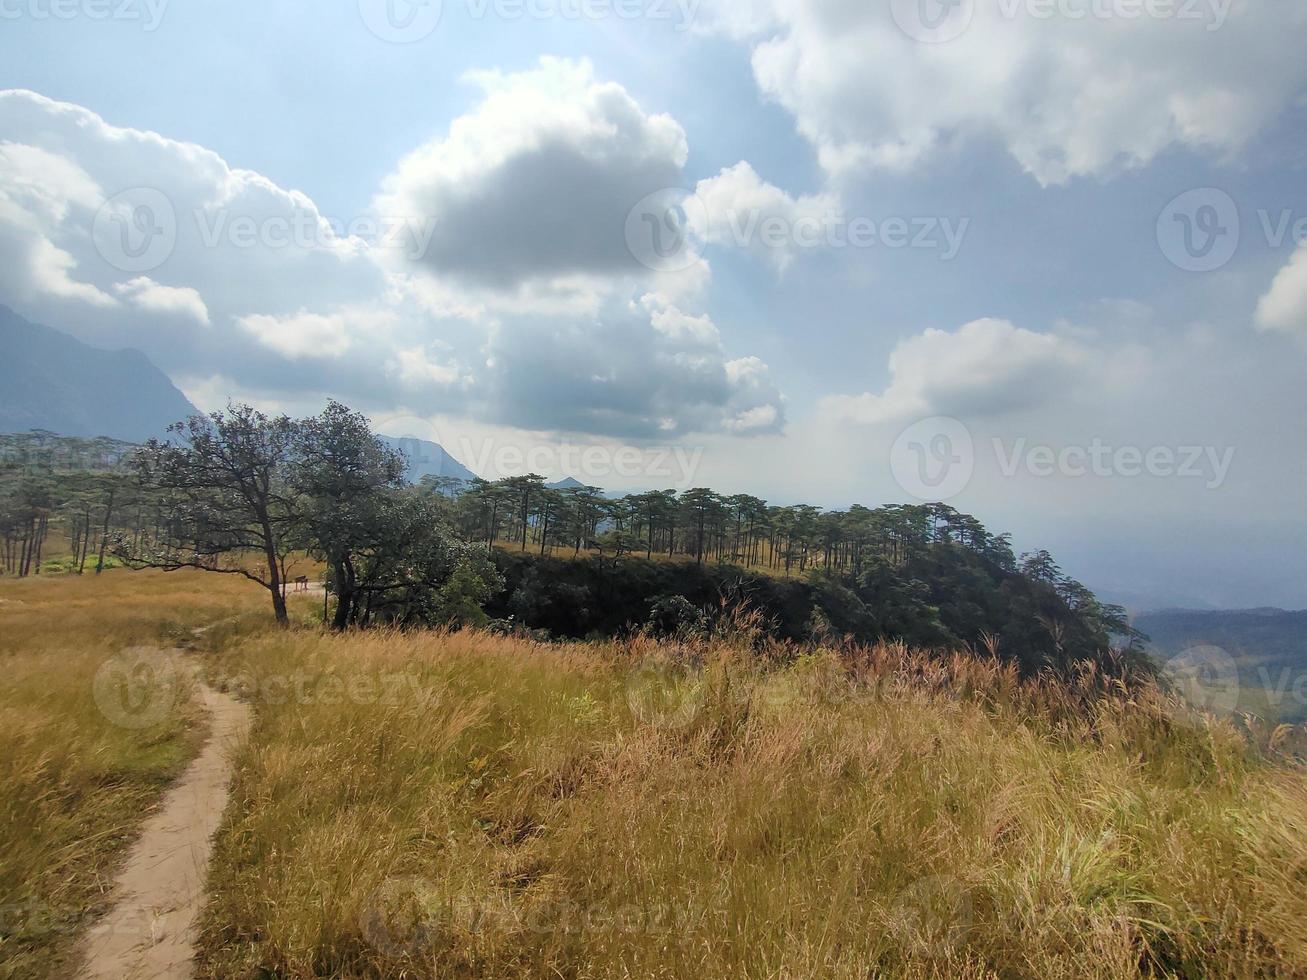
0,570,273,979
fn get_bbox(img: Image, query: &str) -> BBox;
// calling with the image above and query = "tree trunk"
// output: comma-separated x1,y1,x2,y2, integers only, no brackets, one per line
262,537,288,626
95,490,116,574
331,558,355,631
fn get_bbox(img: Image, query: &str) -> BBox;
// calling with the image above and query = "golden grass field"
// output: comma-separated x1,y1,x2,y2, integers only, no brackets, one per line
3,569,1307,979
0,570,265,978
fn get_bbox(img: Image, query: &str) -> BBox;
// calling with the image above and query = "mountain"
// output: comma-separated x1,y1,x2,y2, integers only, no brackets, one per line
379,435,479,486
1137,607,1307,723
548,477,589,490
0,304,198,441
1137,607,1307,659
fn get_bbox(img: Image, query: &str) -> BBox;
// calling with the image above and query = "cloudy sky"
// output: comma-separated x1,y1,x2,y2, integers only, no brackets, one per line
2,0,1306,609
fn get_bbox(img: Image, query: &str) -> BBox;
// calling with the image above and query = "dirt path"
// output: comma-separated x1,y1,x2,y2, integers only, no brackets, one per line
76,662,251,980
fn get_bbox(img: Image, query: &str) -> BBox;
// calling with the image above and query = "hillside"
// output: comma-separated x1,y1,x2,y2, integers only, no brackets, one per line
4,570,1307,980
0,305,199,442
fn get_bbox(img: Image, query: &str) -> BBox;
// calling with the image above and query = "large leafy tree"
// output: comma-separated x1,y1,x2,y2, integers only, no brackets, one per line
291,401,406,630
123,404,300,625
342,490,502,628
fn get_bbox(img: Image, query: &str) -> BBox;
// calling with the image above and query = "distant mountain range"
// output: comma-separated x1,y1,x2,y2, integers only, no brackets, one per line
378,435,479,485
0,305,493,485
1137,607,1307,723
1136,607,1307,659
0,304,199,442
370,452,600,492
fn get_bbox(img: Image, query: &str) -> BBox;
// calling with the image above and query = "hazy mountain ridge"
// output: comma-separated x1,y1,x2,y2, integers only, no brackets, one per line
1137,607,1307,656
377,435,479,485
1137,607,1307,723
0,304,199,442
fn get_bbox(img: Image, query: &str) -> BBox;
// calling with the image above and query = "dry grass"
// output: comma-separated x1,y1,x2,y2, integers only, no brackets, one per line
0,569,279,979
193,625,1307,979
4,571,1305,978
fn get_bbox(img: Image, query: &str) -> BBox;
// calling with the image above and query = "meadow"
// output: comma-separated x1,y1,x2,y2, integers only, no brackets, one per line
3,569,1307,978
0,569,270,978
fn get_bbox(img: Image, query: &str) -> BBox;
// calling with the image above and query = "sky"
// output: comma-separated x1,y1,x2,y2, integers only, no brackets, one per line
1,0,1306,610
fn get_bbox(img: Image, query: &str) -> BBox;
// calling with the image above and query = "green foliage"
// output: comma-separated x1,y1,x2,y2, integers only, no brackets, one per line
646,594,706,638
433,557,501,629
487,545,1132,675
38,554,121,575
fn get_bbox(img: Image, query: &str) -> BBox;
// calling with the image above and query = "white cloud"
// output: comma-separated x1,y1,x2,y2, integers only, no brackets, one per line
237,310,380,360
821,318,1091,424
477,298,785,438
0,85,784,440
374,57,691,297
0,141,103,220
693,161,840,270
648,304,720,346
25,237,117,307
708,0,1307,185
387,345,466,386
115,277,210,325
1256,247,1307,338
724,403,780,433
0,89,385,329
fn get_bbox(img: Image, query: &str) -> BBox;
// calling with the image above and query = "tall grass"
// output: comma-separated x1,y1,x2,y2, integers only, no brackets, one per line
195,624,1307,979
0,569,276,979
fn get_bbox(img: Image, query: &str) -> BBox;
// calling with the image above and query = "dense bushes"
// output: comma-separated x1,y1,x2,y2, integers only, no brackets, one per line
486,544,1134,675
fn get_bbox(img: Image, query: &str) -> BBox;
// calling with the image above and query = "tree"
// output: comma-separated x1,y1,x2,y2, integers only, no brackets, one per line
559,485,605,556
291,401,406,630
679,488,720,565
342,490,503,628
123,404,300,625
501,474,547,551
592,528,640,568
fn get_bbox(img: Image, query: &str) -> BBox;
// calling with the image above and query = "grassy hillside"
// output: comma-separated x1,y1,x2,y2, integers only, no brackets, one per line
4,572,1307,978
0,571,270,978
190,622,1307,977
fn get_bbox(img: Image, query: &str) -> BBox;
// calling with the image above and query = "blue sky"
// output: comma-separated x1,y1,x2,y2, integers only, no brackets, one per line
2,0,1306,609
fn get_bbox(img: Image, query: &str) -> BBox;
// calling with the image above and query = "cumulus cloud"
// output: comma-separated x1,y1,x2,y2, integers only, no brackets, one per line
693,161,840,270
0,89,386,338
705,0,1307,185
1256,247,1307,338
821,318,1091,424
477,298,785,438
115,277,210,325
375,57,691,297
387,345,468,387
235,310,397,361
0,82,784,440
